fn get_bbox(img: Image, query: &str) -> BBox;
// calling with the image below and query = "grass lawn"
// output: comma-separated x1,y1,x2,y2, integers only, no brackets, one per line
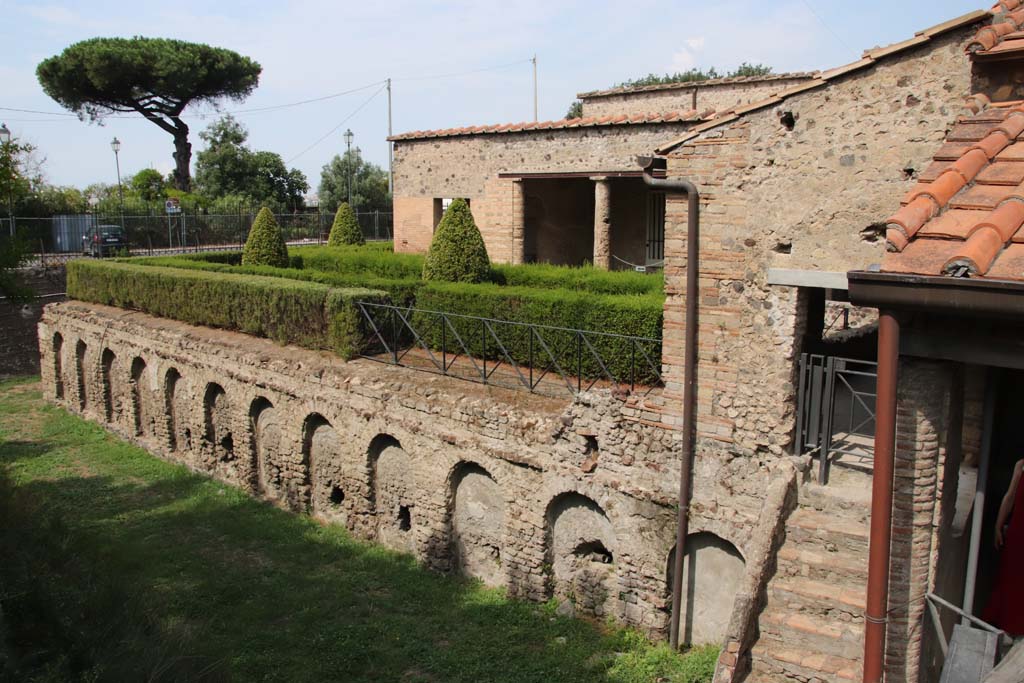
0,377,715,683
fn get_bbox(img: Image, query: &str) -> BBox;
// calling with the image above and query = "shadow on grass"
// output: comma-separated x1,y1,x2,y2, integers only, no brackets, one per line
0,432,638,683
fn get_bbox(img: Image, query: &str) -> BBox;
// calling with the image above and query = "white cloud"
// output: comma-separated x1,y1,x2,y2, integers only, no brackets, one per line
671,37,706,71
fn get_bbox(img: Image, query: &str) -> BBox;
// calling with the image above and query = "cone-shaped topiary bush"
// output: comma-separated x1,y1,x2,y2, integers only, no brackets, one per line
327,202,364,246
422,199,490,283
242,206,289,268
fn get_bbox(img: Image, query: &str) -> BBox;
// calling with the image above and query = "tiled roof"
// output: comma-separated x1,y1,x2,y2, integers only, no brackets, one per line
967,1,1024,57
881,98,1024,282
576,72,819,100
655,9,992,155
388,109,713,142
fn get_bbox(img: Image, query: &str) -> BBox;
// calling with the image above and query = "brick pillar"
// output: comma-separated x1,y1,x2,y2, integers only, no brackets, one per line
885,359,951,683
512,180,526,265
592,177,612,269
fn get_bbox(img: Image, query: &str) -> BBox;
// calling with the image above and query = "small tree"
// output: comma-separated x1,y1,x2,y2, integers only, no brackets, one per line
422,199,490,283
242,207,288,267
327,203,364,246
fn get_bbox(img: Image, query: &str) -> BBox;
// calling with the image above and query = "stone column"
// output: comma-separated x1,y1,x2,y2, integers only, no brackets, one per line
512,180,526,265
592,177,612,269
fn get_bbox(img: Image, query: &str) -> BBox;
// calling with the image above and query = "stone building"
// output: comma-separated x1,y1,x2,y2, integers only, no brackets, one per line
38,4,1024,683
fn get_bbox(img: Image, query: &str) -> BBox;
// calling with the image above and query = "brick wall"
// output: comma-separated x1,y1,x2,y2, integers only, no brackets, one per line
391,123,693,260
580,76,816,118
1,264,67,378
655,25,977,456
40,301,796,646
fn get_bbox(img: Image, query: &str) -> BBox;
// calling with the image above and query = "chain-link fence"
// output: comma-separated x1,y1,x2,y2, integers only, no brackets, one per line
9,208,393,260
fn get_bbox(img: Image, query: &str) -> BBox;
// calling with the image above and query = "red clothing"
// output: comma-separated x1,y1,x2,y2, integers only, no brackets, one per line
982,464,1024,636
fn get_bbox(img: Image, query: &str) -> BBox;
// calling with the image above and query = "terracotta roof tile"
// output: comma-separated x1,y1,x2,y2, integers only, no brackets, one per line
969,3,1024,55
881,103,1024,281
387,108,711,141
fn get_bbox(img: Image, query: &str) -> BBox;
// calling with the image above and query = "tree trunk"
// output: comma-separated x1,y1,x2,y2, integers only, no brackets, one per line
171,125,192,192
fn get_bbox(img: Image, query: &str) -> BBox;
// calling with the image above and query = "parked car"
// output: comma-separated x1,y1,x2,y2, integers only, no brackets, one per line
83,225,127,257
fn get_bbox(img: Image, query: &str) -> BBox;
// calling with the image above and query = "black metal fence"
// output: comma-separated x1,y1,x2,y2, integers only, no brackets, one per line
11,209,393,257
795,353,878,484
356,301,663,398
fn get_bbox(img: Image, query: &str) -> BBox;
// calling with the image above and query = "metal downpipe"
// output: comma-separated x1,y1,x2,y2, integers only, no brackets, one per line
641,162,699,651
864,311,900,683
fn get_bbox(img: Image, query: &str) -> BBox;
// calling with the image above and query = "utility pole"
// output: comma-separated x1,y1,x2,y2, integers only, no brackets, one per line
532,54,538,122
387,77,394,196
344,129,354,207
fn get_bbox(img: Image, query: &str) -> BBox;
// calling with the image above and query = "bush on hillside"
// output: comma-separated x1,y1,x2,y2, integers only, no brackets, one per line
422,199,490,283
242,206,289,267
327,202,365,246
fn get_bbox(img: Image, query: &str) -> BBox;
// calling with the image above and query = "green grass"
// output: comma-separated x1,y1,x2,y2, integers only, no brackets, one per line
0,377,717,683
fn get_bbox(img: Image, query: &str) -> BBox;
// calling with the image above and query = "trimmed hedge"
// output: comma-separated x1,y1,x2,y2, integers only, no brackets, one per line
422,199,490,283
291,246,425,279
490,262,663,296
327,203,364,246
125,255,421,307
411,283,663,383
242,207,289,268
67,260,388,359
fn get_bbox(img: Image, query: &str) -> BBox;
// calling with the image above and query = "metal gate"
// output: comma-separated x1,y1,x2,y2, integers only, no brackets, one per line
795,354,878,484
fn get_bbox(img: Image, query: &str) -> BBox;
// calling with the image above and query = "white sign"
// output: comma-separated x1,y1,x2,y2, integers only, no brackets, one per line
165,198,181,214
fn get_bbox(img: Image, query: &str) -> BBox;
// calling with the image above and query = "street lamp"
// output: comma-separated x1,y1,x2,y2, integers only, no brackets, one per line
110,137,125,234
0,123,14,236
344,128,354,207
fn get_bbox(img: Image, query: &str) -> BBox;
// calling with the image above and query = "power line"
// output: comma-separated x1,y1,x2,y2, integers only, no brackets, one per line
799,0,853,52
286,84,386,164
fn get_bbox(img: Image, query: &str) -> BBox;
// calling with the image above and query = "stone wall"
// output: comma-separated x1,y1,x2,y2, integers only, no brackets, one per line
651,24,978,456
40,301,796,649
579,75,816,119
391,123,689,259
0,264,67,378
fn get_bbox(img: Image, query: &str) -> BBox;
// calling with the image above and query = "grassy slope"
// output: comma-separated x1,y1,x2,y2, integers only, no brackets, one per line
0,378,715,683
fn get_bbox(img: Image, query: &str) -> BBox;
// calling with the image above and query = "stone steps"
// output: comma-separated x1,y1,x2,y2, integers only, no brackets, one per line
759,609,864,661
784,508,871,555
748,644,860,683
776,542,868,586
748,477,871,683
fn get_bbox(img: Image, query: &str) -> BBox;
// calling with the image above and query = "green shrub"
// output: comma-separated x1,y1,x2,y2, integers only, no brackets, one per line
490,262,663,295
411,282,663,383
422,199,490,283
67,260,387,359
607,640,719,683
242,206,289,268
327,202,365,246
293,246,425,279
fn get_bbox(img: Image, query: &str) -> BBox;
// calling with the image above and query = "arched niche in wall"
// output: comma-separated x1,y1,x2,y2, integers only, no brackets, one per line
249,397,282,498
130,356,147,436
303,413,344,518
368,434,415,554
100,348,116,422
546,492,617,617
52,332,64,399
665,532,746,646
203,383,235,465
163,368,182,451
450,462,504,586
75,340,88,410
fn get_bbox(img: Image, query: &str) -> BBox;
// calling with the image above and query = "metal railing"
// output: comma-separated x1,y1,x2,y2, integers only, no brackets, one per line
11,209,393,257
795,353,878,484
355,301,662,398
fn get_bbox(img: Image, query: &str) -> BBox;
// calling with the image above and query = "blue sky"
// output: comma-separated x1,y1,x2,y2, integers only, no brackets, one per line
0,0,983,193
